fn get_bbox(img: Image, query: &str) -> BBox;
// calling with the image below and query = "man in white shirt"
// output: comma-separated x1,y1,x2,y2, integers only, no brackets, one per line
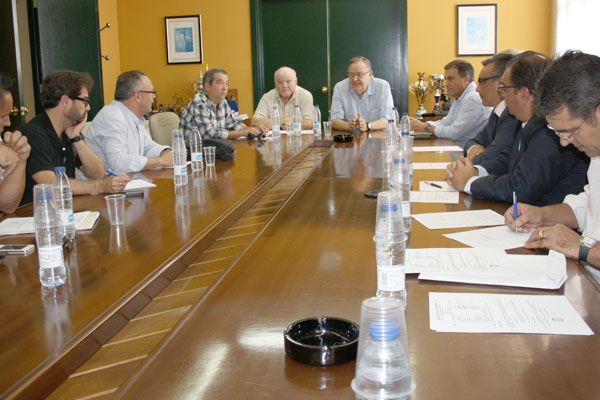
87,70,173,172
504,51,600,282
252,67,313,130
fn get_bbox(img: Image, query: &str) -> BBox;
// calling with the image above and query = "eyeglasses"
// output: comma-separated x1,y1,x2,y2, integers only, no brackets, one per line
347,71,370,79
478,75,500,84
497,84,520,94
547,119,586,141
138,90,157,95
70,96,90,106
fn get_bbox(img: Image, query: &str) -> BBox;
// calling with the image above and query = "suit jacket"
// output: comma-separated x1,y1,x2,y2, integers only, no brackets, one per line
463,107,520,164
471,115,589,206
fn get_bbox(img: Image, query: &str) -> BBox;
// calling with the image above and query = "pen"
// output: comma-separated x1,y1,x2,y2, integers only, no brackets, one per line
105,168,123,177
513,191,518,233
425,181,442,189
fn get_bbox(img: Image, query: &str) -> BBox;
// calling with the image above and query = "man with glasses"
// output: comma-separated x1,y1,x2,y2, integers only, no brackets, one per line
18,70,129,205
86,70,173,172
463,52,520,163
505,51,600,283
331,56,393,133
446,51,588,206
410,60,490,148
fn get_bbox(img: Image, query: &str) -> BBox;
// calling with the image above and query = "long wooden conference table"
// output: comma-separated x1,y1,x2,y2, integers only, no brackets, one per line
0,132,599,399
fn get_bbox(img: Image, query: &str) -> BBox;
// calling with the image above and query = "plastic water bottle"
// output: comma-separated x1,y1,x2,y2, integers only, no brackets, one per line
172,129,188,186
293,105,302,136
399,112,411,136
386,119,398,149
352,320,413,400
392,107,400,127
400,134,413,185
52,166,75,242
271,104,281,136
373,191,407,306
34,184,67,287
391,152,412,236
313,105,321,138
190,126,203,172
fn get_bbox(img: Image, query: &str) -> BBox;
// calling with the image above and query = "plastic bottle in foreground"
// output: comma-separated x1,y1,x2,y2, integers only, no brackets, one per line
399,112,410,137
53,166,75,242
313,105,321,138
391,152,412,236
293,105,302,136
271,104,281,136
172,129,188,186
392,107,400,127
373,191,407,306
190,126,203,172
34,184,66,287
386,119,398,149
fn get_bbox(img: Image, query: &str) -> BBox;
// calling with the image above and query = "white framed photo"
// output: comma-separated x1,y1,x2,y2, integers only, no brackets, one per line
457,4,497,56
165,15,203,64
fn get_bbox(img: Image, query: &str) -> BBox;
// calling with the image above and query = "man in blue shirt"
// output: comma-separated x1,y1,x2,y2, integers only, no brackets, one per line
331,56,393,133
411,60,491,148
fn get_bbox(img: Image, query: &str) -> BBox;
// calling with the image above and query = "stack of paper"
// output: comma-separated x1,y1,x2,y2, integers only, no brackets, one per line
413,145,463,152
444,225,531,249
0,211,100,235
418,181,457,192
412,209,505,230
410,191,459,204
124,179,157,191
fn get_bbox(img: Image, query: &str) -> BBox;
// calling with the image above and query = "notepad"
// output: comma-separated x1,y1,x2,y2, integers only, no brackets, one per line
412,209,505,229
0,211,100,235
124,179,157,191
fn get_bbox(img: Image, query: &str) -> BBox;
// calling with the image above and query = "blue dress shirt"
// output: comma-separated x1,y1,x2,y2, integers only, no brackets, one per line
330,77,394,123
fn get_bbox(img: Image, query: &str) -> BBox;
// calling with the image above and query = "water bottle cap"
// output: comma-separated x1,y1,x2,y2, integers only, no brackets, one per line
388,119,394,123
295,105,299,108
381,203,398,212
37,192,53,201
402,112,408,116
393,106,397,110
315,104,319,108
54,166,66,173
192,125,198,130
393,158,406,164
369,320,400,340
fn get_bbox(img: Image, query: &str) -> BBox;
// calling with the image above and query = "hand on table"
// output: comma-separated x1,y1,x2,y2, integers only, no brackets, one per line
504,202,545,233
525,224,580,259
102,174,130,193
409,117,427,132
445,156,477,191
466,145,485,161
349,112,367,132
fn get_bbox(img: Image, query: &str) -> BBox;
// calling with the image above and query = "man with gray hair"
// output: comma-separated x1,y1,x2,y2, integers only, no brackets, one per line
180,68,262,139
87,70,173,172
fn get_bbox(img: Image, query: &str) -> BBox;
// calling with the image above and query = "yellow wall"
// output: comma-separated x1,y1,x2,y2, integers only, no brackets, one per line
407,0,552,115
97,0,121,103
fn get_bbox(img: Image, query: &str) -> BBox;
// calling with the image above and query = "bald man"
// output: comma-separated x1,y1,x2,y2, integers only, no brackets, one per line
252,66,314,130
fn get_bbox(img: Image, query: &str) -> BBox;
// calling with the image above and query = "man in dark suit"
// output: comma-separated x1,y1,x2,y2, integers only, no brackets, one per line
446,51,589,206
463,53,520,163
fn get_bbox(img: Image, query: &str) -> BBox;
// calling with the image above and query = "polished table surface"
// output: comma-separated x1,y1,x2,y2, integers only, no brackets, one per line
2,133,600,399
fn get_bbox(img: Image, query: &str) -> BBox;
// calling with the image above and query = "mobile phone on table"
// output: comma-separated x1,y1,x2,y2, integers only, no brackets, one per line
0,244,35,256
363,190,382,199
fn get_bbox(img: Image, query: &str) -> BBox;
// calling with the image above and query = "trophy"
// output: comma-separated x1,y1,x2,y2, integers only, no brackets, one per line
409,72,433,119
429,74,444,115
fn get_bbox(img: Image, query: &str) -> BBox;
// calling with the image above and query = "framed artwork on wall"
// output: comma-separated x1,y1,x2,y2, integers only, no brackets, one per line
456,4,497,56
165,15,203,64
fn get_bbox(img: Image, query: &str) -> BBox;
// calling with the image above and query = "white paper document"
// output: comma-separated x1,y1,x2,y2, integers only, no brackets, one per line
406,248,568,290
418,181,458,192
444,225,531,249
412,162,450,170
412,209,505,229
279,130,314,135
124,179,157,191
413,145,463,153
0,211,100,235
429,292,593,335
410,191,459,204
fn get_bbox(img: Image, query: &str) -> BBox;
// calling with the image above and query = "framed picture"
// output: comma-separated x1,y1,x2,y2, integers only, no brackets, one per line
456,4,497,56
165,15,203,64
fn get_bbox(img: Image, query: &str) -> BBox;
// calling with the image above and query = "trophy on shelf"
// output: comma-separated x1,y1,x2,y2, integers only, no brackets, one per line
409,72,433,119
429,74,444,115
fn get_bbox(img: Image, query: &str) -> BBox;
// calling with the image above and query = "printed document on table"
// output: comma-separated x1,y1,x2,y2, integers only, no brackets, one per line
429,292,593,335
410,191,459,204
419,181,458,192
279,130,314,135
444,225,531,249
0,211,100,235
412,209,505,229
413,162,450,170
124,179,157,191
413,145,463,152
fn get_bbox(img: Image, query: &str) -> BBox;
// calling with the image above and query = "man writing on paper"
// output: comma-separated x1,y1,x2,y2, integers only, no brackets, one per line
331,56,393,133
505,51,600,283
252,67,313,131
410,60,490,148
86,70,172,172
0,73,30,213
445,51,588,206
463,52,520,163
18,70,129,205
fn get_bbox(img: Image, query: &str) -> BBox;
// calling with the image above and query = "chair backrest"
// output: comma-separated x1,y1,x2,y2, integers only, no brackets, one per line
148,112,180,146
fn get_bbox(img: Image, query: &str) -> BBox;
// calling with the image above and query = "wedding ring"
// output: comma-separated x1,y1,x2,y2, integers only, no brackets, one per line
538,230,544,239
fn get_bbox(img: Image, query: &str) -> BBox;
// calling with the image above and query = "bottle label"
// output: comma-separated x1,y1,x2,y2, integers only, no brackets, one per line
192,152,203,162
377,265,406,291
313,123,320,131
38,245,64,269
401,201,411,217
59,210,74,224
293,123,301,131
175,165,187,176
272,124,280,132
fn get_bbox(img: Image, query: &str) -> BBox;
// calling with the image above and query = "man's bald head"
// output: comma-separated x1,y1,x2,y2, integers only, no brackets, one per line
274,66,298,101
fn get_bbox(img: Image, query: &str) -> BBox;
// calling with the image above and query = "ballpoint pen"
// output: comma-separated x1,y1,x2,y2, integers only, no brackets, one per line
425,181,442,189
105,168,123,177
513,191,518,233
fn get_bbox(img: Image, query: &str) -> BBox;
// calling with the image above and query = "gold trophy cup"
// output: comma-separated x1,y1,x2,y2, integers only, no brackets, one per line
409,72,433,119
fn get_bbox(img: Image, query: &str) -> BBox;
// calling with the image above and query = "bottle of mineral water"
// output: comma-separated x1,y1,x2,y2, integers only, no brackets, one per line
313,105,321,138
34,184,67,287
400,112,411,136
53,166,75,242
190,126,203,172
386,119,398,149
271,104,281,136
392,106,400,127
293,105,302,136
172,129,188,186
391,151,412,236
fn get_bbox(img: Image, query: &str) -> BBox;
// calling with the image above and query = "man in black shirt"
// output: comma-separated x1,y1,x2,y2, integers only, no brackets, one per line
17,70,129,205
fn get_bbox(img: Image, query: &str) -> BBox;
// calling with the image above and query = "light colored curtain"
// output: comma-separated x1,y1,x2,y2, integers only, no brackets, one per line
553,0,600,56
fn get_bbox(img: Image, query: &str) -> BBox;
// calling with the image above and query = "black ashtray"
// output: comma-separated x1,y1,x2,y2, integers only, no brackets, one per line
284,317,359,366
333,134,353,143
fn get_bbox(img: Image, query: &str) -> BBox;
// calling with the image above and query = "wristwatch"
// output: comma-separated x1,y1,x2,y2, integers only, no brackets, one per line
424,124,432,133
68,135,84,144
579,236,597,262
367,123,372,132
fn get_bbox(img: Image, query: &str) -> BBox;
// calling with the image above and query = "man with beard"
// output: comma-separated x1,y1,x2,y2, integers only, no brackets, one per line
18,70,129,205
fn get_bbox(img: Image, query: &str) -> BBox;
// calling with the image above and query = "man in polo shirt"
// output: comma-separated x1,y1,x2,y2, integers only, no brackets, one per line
331,56,393,133
86,70,172,172
252,66,313,130
180,68,263,139
410,60,491,148
18,70,129,205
